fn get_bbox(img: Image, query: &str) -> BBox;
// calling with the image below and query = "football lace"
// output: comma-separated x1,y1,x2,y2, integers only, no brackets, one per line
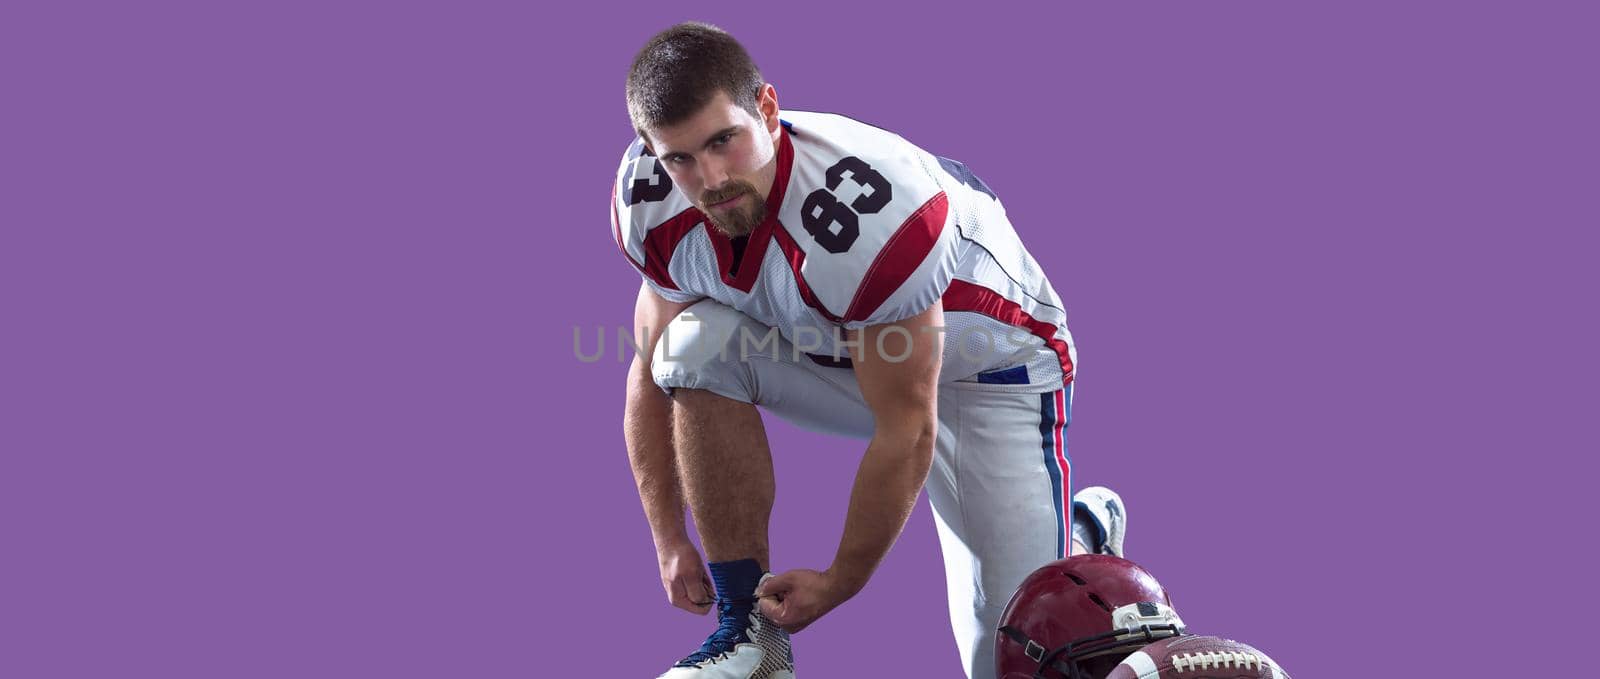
1171,651,1269,673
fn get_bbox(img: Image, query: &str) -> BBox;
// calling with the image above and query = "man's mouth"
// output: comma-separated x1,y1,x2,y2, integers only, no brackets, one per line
707,193,745,210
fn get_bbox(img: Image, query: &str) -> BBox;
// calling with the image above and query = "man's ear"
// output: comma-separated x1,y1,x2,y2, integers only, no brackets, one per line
758,83,781,135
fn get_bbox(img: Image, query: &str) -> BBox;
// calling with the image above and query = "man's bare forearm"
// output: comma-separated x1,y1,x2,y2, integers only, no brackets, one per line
829,420,936,593
624,356,689,549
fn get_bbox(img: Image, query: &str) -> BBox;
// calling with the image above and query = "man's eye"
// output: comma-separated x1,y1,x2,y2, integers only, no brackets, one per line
712,134,732,146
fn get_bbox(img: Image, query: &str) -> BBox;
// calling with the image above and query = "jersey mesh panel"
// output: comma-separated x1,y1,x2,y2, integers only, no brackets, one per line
918,152,1060,315
664,228,724,298
899,156,1072,390
941,310,1060,390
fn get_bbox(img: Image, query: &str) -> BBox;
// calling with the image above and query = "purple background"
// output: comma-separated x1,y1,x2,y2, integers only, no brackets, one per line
3,2,1593,677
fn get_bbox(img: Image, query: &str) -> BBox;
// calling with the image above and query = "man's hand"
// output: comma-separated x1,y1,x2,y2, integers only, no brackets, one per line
758,303,940,634
658,539,714,615
628,283,709,615
755,568,860,634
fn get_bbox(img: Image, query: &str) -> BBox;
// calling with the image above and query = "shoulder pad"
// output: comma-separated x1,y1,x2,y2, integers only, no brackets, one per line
611,138,697,291
776,113,955,325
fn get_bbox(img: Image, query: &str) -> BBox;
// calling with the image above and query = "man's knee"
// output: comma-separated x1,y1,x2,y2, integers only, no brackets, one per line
651,301,767,400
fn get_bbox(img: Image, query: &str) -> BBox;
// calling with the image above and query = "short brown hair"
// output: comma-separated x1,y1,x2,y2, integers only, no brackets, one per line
626,22,764,136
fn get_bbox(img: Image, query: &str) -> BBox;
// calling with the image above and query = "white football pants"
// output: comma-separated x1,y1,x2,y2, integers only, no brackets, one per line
651,299,1073,679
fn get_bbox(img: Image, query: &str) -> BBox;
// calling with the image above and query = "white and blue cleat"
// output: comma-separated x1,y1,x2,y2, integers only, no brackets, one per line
657,576,795,679
1073,485,1127,558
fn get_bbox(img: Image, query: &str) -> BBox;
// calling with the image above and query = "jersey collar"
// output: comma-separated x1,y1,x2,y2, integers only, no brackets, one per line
707,122,794,292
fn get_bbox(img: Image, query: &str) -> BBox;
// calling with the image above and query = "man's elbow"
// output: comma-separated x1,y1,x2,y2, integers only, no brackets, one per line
881,415,937,468
911,426,936,470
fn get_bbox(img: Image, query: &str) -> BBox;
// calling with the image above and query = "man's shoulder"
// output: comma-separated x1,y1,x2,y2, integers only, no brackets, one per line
780,111,951,230
776,111,958,326
783,111,932,176
785,110,1002,204
610,137,696,268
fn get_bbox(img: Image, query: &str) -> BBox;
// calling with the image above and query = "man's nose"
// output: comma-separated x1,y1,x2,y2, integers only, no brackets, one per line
697,157,731,191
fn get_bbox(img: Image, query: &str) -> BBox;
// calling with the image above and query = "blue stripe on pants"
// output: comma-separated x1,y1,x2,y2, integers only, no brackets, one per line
1038,391,1065,559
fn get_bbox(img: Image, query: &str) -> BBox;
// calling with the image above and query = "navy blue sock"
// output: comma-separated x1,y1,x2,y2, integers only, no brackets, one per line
707,558,764,601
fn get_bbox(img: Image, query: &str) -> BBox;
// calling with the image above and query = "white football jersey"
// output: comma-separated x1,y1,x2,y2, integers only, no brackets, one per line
611,111,1074,392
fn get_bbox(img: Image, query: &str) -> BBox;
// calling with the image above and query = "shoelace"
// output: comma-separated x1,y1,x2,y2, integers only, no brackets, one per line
675,596,758,666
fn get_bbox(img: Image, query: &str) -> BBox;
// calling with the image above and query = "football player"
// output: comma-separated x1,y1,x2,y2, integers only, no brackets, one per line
613,22,1122,679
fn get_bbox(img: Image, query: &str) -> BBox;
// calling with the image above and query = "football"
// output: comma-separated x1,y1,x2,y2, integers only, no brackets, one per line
1105,635,1290,679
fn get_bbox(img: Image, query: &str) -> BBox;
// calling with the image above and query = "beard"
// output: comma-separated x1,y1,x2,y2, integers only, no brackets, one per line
699,180,767,237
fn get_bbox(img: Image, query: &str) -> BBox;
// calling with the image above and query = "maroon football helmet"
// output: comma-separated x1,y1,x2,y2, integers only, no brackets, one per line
995,555,1186,679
